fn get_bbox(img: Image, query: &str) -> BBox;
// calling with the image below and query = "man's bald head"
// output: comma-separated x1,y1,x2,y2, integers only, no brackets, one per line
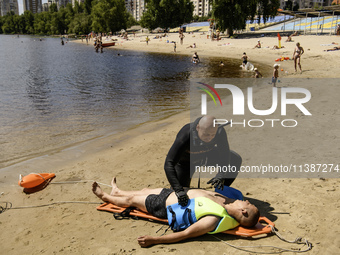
196,116,218,143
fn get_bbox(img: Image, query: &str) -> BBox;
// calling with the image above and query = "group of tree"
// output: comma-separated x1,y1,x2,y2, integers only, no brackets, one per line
140,0,194,30
212,0,280,36
0,0,137,35
0,0,279,36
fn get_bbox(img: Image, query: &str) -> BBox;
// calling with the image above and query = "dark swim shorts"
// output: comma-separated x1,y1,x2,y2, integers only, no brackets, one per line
145,188,173,219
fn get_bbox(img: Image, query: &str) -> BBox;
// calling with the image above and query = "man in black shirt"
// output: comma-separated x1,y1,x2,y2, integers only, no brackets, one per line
164,115,241,206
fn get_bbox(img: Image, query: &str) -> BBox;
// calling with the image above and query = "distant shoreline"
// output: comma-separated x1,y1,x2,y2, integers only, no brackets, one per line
73,31,340,78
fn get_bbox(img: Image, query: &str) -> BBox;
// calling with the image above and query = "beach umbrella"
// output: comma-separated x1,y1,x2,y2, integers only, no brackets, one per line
127,25,142,32
152,27,164,33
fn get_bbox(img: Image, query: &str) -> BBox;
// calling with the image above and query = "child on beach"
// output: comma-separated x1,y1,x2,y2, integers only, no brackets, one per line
241,52,248,68
272,64,279,87
254,68,262,78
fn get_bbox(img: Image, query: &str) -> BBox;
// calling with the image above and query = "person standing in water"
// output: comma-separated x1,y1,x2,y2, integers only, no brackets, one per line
272,64,279,87
241,52,249,68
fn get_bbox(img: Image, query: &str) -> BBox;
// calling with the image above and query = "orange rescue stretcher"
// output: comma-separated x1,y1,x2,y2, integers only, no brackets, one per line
97,202,275,238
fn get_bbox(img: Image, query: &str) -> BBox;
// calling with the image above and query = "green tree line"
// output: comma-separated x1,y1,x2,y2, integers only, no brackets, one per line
0,0,137,35
0,0,279,36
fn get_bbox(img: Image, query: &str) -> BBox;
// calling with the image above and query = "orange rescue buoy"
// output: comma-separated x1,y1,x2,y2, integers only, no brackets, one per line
19,173,55,189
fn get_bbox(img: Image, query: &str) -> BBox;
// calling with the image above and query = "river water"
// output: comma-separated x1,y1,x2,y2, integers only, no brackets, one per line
0,35,268,169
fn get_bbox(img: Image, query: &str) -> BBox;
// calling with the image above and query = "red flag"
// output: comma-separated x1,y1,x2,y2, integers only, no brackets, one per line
277,33,281,40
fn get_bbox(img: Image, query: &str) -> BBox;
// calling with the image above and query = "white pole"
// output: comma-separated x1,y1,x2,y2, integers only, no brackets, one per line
316,12,320,35
299,15,302,32
283,14,286,32
330,11,335,36
304,13,307,35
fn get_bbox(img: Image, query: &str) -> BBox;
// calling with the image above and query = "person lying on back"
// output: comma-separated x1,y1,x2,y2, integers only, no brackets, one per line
92,177,260,248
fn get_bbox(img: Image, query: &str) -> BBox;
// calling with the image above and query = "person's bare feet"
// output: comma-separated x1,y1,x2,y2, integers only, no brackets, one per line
92,182,105,200
110,177,120,196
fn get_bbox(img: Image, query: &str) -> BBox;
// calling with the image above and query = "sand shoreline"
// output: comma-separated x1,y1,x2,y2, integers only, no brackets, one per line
75,32,340,78
0,33,339,254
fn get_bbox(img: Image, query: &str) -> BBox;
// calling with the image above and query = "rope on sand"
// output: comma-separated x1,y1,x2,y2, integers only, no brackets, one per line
51,180,112,188
212,225,312,254
0,201,101,214
1,179,111,214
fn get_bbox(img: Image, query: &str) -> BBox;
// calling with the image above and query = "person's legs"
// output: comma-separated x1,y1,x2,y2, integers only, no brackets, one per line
297,57,302,71
109,177,163,197
294,56,297,71
92,182,149,213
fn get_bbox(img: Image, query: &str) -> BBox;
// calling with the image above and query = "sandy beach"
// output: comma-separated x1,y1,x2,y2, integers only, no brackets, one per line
0,32,339,254
100,31,340,78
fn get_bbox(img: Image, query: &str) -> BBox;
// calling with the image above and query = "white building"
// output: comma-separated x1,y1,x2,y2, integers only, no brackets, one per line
125,0,214,21
71,0,84,8
23,0,42,14
191,0,211,17
280,0,334,9
125,0,146,21
41,0,71,12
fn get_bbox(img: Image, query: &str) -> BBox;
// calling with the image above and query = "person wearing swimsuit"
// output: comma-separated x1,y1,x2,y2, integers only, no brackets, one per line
293,42,304,73
192,52,200,63
241,52,248,68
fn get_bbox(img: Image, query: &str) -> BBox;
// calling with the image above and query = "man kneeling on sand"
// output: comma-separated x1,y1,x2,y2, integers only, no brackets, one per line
92,177,260,248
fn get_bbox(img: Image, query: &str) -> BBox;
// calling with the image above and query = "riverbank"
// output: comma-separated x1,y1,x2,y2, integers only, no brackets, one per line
0,33,339,254
76,32,340,78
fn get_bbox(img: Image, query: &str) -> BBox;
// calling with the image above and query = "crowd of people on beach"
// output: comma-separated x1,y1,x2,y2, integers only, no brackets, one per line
93,36,103,53
249,40,304,84
76,24,340,84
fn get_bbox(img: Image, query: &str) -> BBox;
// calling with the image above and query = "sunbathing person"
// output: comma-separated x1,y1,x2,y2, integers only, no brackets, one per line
92,177,260,248
286,31,298,42
272,45,285,49
187,43,196,48
253,40,261,48
324,46,340,52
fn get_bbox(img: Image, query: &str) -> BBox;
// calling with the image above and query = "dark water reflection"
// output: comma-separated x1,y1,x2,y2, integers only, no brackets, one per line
0,35,269,168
